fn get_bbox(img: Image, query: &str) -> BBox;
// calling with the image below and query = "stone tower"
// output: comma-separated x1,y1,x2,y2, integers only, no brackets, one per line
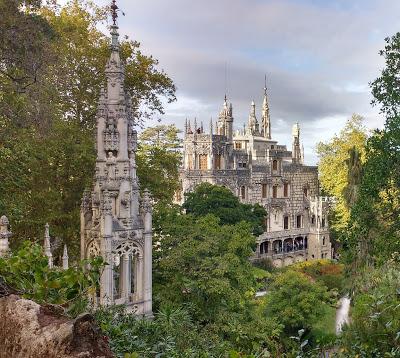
80,3,152,316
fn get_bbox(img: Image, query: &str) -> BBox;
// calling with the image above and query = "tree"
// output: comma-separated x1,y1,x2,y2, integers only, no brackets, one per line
316,114,368,233
153,211,257,323
136,125,181,204
346,32,400,265
41,1,176,128
183,183,267,235
0,1,176,254
264,270,330,335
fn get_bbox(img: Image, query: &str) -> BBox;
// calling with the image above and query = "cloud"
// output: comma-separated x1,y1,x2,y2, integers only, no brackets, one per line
78,0,397,163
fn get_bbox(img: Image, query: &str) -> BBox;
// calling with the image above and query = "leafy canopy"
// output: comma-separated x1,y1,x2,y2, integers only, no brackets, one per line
183,182,267,235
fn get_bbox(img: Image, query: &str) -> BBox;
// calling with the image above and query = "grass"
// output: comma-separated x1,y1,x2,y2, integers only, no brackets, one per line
310,303,337,345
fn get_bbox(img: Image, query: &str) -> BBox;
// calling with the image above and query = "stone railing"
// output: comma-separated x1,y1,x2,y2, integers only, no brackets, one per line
258,228,308,241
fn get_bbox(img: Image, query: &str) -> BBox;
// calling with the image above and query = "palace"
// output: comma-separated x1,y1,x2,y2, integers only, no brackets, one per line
178,84,332,267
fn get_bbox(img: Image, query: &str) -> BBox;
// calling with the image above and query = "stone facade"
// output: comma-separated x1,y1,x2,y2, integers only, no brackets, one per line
80,20,152,315
178,85,332,266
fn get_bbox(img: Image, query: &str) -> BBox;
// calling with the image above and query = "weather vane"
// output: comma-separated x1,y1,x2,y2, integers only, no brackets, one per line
111,0,125,26
111,0,118,25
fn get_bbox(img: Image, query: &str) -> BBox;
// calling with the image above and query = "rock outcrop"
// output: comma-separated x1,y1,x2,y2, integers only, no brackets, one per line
0,294,114,358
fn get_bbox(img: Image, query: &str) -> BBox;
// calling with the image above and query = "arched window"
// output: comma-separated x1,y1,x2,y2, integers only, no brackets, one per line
272,160,278,170
322,236,326,246
303,187,308,197
241,186,246,199
283,216,289,230
284,183,289,197
272,185,278,198
296,215,302,228
262,184,267,198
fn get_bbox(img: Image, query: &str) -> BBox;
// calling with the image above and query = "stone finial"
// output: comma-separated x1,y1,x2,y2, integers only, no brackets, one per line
62,244,69,270
44,223,53,268
0,215,12,257
184,118,188,134
210,117,213,135
141,189,152,214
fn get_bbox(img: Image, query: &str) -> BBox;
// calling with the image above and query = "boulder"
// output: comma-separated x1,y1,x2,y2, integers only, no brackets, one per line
0,294,114,358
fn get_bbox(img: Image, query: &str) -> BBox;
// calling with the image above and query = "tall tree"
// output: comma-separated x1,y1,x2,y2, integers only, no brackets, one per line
347,32,400,266
136,125,181,204
316,114,368,233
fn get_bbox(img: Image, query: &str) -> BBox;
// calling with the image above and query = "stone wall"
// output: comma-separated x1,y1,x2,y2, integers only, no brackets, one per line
0,294,113,358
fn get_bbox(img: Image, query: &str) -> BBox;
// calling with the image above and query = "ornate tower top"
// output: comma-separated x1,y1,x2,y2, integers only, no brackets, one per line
111,0,118,25
262,75,271,139
247,100,259,135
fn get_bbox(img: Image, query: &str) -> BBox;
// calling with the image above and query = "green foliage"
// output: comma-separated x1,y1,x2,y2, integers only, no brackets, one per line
0,241,104,317
136,125,181,204
265,270,330,335
338,261,400,357
183,182,267,235
0,0,177,253
345,32,400,266
95,305,231,357
316,114,368,234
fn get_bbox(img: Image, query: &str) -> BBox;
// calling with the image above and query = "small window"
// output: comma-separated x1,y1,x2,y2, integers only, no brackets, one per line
235,142,242,149
296,215,302,228
284,183,289,197
322,217,326,228
271,145,274,149
199,154,207,170
322,236,326,246
284,216,289,230
303,187,308,197
188,155,193,170
262,184,267,198
241,186,246,199
311,215,315,225
272,185,278,198
272,160,278,171
214,154,221,170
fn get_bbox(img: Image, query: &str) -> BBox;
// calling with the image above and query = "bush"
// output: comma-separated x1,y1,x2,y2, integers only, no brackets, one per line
0,241,104,317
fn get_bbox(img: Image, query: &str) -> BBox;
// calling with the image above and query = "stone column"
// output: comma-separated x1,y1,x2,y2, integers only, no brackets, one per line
143,203,153,316
62,245,69,270
135,255,144,302
100,190,113,306
120,253,130,300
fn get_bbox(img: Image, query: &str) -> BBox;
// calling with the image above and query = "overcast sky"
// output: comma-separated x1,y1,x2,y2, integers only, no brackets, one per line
86,0,399,164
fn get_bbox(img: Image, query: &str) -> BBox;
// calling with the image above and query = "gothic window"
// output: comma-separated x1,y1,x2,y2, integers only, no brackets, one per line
296,215,302,228
214,154,221,170
188,155,193,170
303,187,308,197
241,186,246,200
199,154,208,170
262,184,267,198
272,185,278,198
322,236,326,245
284,183,289,197
284,216,289,230
272,160,278,171
311,215,315,225
322,217,326,228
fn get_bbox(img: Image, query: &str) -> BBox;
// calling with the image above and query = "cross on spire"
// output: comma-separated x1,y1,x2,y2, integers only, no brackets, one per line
111,0,118,25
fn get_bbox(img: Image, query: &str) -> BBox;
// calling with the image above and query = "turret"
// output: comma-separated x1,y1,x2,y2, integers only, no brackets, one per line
217,95,233,141
62,244,69,270
292,122,302,164
247,100,259,135
0,215,12,257
44,223,53,268
261,76,271,139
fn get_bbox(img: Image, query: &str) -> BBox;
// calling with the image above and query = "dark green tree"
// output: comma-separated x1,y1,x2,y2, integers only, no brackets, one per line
183,182,267,235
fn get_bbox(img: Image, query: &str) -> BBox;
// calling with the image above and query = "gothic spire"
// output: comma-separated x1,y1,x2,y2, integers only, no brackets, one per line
262,75,271,139
62,244,69,270
44,223,53,268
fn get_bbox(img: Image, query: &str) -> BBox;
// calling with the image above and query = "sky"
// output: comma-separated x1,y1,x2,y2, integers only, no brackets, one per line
75,0,400,164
